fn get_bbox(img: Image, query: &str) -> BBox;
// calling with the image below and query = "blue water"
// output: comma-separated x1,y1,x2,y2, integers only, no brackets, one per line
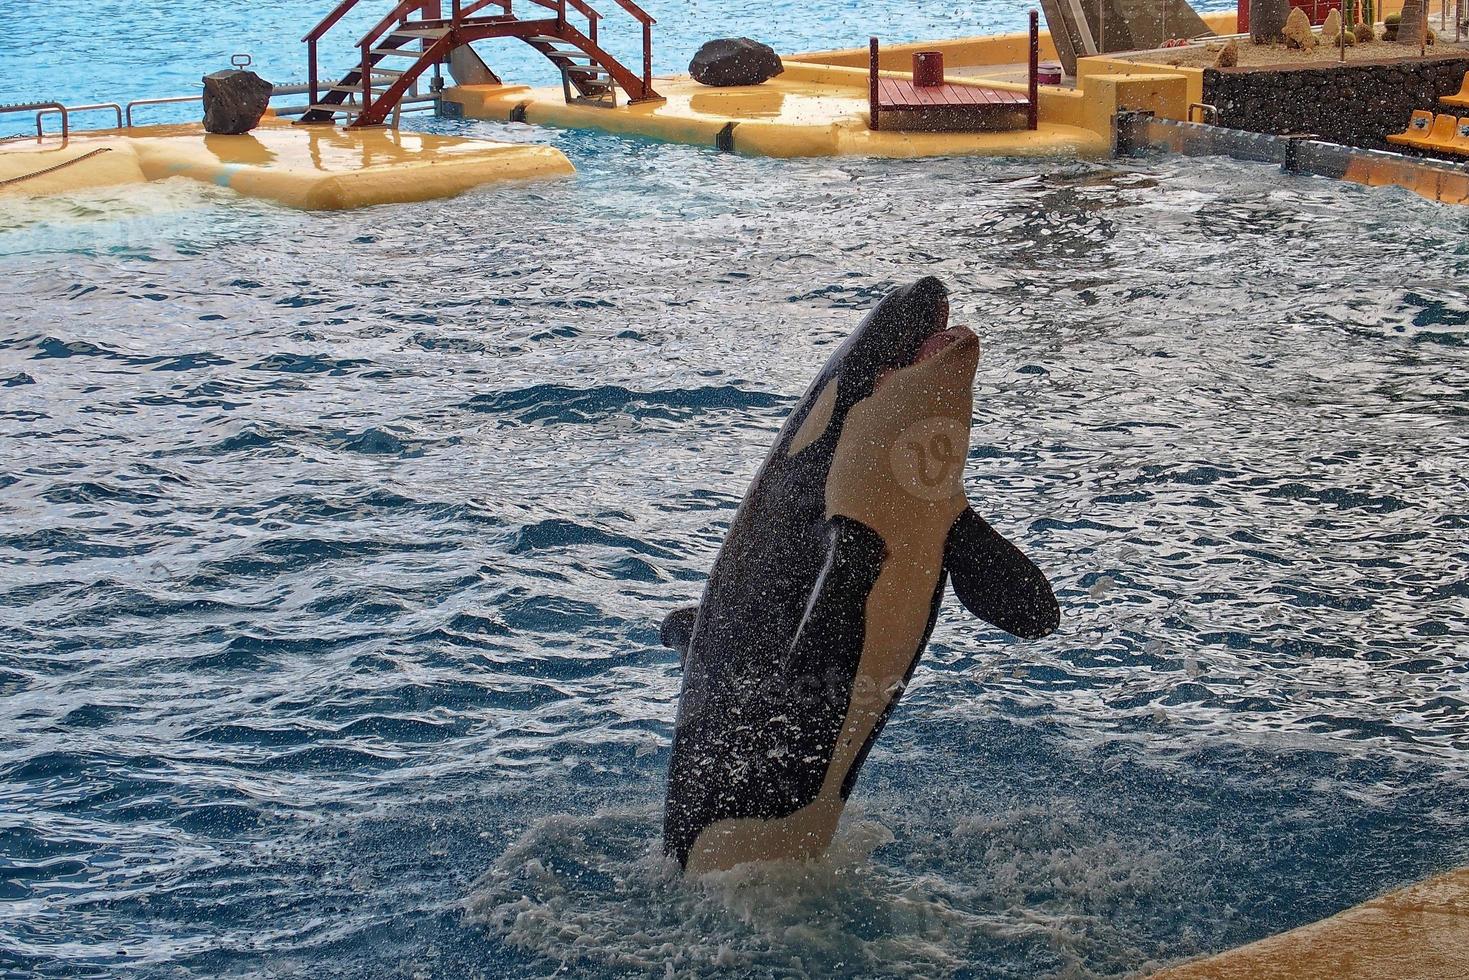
3,2,1469,979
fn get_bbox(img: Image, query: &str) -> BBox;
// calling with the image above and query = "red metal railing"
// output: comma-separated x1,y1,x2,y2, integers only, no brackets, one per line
609,0,657,95
302,0,658,123
519,0,655,92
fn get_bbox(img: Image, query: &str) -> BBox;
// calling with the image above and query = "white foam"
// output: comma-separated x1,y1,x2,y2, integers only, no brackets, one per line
463,802,1181,977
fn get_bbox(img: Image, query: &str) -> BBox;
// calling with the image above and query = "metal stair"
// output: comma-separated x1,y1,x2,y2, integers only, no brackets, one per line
524,33,618,106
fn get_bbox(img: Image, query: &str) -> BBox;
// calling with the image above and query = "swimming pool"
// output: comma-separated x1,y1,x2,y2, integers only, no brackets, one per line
3,2,1468,978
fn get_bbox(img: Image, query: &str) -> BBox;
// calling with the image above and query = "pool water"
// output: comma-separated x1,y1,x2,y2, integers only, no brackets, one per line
3,2,1469,979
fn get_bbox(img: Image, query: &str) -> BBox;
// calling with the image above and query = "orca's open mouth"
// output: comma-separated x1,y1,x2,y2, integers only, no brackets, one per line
913,324,978,365
873,322,977,394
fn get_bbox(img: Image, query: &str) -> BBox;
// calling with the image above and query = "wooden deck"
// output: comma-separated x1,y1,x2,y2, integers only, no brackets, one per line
874,77,1030,111
867,12,1039,133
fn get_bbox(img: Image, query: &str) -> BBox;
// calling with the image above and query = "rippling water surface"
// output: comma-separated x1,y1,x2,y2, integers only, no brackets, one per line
3,2,1469,979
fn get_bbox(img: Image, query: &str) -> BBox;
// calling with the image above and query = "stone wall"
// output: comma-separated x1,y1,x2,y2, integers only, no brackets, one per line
1203,55,1469,150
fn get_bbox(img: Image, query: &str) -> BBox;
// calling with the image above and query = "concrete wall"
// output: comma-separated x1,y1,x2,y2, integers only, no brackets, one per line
1204,56,1469,150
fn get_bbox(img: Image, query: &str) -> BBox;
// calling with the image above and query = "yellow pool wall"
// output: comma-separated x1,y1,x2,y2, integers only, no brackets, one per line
1154,865,1469,979
0,118,574,209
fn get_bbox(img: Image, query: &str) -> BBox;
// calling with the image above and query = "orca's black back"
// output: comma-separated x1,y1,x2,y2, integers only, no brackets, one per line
663,370,849,864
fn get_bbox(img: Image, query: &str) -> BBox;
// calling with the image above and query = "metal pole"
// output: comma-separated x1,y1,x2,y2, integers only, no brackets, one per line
643,20,652,94
309,39,319,106
869,37,880,132
1028,10,1040,130
363,46,373,117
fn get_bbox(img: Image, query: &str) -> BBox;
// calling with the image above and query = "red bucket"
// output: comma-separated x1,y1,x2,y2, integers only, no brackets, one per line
913,51,945,87
1037,61,1063,85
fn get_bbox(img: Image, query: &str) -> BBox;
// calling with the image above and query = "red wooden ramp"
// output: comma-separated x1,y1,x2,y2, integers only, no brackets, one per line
869,10,1040,133
301,0,660,128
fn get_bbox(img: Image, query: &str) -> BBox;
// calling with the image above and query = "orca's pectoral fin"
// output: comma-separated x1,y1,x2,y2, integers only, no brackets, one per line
944,507,1060,640
660,605,700,663
784,517,887,682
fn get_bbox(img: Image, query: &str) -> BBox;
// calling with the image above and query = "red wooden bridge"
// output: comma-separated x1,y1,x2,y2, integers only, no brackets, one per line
301,0,660,127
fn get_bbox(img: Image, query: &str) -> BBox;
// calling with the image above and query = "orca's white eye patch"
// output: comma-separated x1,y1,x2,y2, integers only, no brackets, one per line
787,378,839,458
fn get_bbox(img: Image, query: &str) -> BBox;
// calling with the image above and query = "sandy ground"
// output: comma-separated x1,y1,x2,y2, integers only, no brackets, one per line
1126,31,1469,69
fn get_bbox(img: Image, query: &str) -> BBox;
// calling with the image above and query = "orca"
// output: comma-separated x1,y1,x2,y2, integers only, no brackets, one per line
660,276,1059,873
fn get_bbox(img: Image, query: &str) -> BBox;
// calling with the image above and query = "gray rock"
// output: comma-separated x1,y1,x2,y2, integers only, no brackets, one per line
202,69,274,135
689,38,784,87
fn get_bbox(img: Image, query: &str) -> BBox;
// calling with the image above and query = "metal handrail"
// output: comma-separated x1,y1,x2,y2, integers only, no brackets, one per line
304,0,362,42
1187,102,1220,125
607,0,653,25
125,85,312,127
5,80,323,137
605,0,654,94
36,102,123,137
125,94,202,127
360,0,437,50
1,101,68,138
454,0,509,16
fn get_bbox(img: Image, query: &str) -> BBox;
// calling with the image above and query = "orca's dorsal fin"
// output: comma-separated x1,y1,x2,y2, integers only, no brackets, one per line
944,507,1060,640
660,605,700,664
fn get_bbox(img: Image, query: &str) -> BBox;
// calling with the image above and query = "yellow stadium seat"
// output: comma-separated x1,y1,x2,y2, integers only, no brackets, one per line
1388,110,1435,147
1421,113,1461,152
1441,71,1469,109
1445,117,1469,156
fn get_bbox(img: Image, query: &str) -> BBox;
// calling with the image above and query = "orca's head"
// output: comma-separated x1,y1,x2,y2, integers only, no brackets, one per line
783,277,980,479
833,276,972,400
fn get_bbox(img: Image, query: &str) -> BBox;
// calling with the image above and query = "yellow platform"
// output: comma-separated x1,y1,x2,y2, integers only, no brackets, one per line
444,14,1243,159
448,71,1108,158
0,119,573,209
1155,866,1469,979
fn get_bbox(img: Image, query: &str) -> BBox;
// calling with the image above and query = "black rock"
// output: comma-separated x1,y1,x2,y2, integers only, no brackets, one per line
689,38,784,87
202,69,274,135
